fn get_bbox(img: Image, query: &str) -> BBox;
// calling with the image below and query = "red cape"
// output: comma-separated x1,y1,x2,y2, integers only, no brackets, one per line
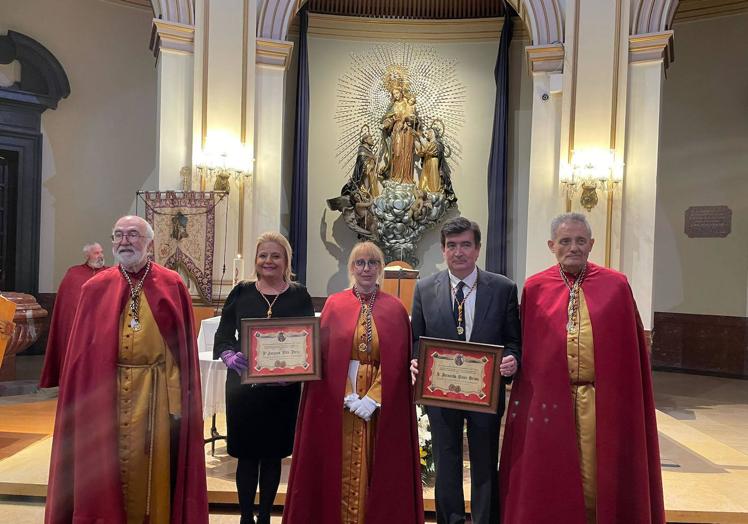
499,263,664,524
282,289,424,524
39,264,107,388
45,263,208,524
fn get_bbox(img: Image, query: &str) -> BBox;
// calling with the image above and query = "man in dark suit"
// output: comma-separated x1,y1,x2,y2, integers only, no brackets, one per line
410,217,521,524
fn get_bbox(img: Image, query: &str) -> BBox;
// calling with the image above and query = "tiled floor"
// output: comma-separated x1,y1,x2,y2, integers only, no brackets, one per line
1,365,747,523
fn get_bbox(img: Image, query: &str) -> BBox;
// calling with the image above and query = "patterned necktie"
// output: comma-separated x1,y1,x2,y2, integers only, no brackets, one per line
453,281,466,341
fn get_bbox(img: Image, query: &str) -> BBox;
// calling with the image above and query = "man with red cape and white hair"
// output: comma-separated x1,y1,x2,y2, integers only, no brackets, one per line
499,212,665,524
45,215,208,524
39,242,107,388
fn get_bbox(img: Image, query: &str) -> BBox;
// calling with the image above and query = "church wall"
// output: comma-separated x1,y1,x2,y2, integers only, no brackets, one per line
0,0,157,292
653,13,748,318
304,30,532,298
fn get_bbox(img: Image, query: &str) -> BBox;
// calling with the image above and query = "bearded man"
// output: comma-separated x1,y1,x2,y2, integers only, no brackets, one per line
45,215,208,524
39,243,107,388
499,213,664,524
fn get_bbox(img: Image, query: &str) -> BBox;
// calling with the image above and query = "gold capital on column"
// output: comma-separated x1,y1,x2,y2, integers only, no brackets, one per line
526,44,565,73
256,38,294,70
628,31,674,70
150,19,196,58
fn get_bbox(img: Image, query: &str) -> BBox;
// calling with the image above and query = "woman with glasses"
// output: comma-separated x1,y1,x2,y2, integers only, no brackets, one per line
282,241,424,524
213,232,314,524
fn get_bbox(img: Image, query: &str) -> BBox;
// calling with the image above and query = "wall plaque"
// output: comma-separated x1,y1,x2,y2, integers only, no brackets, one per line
684,205,732,238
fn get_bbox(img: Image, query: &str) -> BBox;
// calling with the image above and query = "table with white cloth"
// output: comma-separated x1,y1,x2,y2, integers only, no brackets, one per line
197,316,227,454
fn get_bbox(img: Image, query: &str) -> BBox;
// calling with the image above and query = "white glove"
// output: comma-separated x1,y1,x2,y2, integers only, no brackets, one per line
343,393,360,410
353,395,379,421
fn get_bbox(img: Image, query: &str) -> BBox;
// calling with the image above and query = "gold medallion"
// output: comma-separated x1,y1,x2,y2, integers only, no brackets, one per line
358,342,368,352
456,326,464,335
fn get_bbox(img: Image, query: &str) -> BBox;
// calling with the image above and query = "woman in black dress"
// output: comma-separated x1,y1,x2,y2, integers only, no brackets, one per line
214,231,314,524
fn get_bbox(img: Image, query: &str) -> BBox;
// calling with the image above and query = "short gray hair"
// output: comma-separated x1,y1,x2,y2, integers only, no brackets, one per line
550,213,592,240
82,243,101,255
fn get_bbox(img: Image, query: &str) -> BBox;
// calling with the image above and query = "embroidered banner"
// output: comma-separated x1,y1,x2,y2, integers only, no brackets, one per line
144,191,217,302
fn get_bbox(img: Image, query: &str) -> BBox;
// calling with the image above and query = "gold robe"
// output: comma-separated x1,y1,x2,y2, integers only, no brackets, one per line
416,140,441,192
118,293,182,524
568,289,596,524
340,309,382,524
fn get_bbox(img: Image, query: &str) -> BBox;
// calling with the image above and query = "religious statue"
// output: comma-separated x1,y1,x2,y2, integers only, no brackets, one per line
329,44,465,266
342,126,380,198
377,71,419,184
416,120,456,207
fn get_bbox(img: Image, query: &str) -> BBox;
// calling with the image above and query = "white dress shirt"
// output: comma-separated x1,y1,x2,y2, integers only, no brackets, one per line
448,266,478,341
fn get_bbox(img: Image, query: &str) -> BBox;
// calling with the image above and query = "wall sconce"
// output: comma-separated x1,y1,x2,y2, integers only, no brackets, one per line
194,133,253,193
195,152,253,193
560,149,623,212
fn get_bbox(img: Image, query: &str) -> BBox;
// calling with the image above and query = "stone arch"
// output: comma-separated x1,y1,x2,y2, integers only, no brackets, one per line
258,0,566,45
630,0,680,35
507,0,565,45
257,0,299,40
150,0,195,26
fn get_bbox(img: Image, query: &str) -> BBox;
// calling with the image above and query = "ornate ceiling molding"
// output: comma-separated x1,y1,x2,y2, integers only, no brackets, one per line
150,0,194,25
306,13,506,42
672,0,748,23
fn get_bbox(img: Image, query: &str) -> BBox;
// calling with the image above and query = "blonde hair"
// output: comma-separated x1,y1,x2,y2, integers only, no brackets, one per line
250,231,294,282
347,241,385,288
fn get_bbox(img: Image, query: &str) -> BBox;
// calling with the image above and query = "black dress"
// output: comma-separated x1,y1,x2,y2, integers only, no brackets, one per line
213,281,314,459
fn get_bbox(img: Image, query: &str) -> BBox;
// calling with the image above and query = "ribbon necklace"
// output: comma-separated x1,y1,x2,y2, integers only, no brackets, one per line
559,263,587,333
353,285,378,352
451,277,477,336
120,260,152,332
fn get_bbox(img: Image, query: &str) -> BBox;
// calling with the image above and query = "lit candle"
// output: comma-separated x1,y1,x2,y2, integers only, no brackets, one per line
232,254,244,286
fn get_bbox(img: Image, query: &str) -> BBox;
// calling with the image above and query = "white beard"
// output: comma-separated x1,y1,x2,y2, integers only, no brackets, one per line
87,257,105,269
114,248,146,271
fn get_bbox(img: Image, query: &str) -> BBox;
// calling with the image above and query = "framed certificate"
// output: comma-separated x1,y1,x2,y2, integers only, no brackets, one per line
414,337,503,414
240,316,321,384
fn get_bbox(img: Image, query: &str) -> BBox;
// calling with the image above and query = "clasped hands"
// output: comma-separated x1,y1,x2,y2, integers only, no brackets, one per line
344,393,378,422
410,355,518,385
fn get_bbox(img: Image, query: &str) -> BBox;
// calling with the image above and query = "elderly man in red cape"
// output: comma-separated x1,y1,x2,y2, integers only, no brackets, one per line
45,215,208,524
39,242,108,388
499,213,665,524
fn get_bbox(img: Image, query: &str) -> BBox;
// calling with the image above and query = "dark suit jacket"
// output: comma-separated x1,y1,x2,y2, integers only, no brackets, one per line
411,268,522,411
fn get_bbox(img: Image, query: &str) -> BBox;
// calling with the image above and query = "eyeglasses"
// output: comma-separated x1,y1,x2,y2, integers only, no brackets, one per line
354,259,381,269
111,231,144,243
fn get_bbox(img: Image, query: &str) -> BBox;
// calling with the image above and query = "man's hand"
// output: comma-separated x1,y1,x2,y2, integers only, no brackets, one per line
410,359,419,385
500,355,518,377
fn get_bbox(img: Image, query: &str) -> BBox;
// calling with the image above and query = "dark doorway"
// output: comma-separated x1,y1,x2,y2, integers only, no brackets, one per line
0,150,18,290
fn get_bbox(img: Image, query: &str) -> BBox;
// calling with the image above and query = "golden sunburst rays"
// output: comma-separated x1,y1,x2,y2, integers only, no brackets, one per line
334,43,466,176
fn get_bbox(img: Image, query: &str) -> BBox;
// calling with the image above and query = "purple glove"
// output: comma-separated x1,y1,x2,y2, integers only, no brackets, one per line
220,350,248,373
